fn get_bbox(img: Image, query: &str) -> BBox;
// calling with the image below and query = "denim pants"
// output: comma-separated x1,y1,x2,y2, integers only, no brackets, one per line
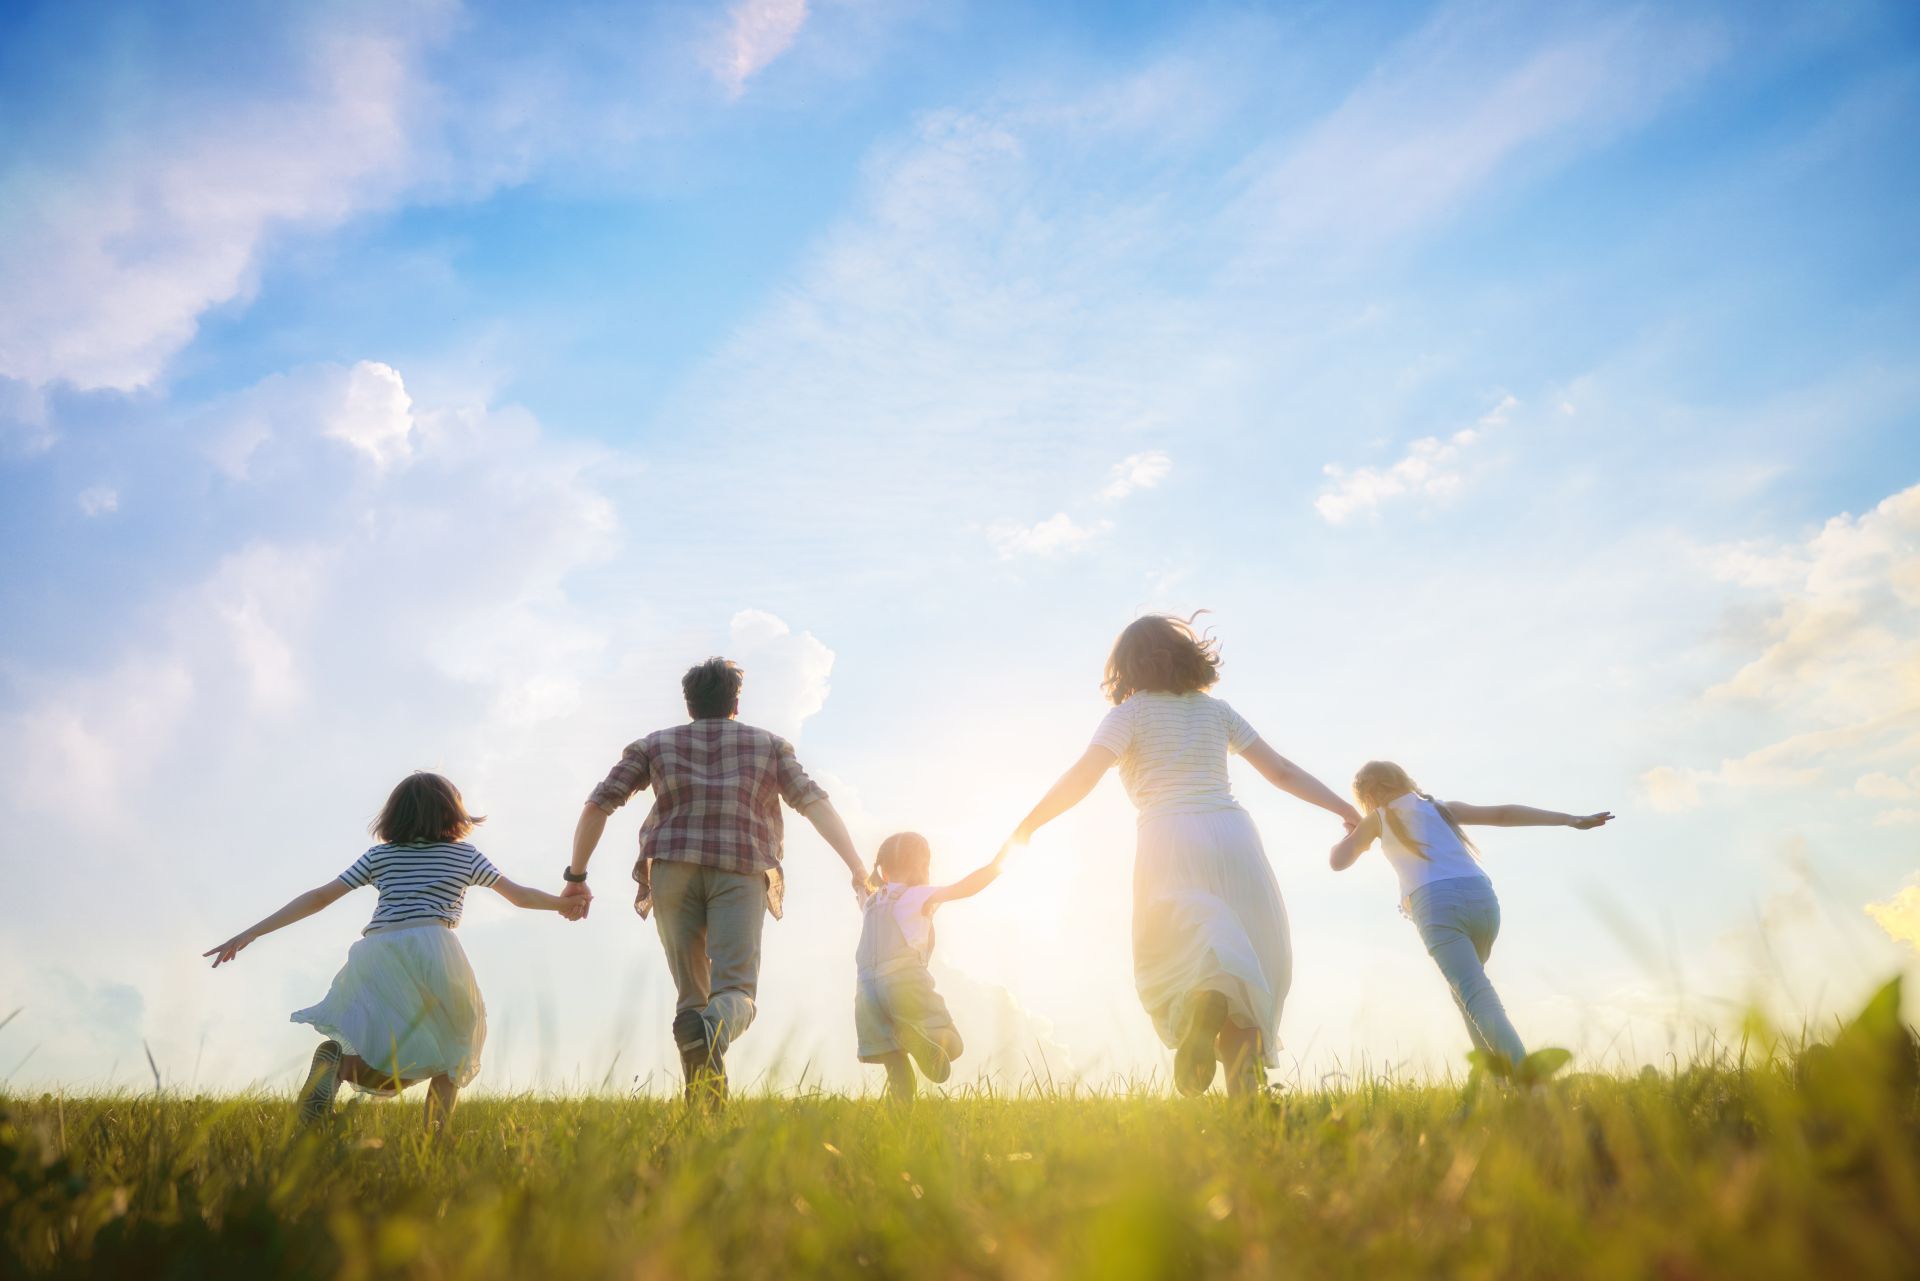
649,860,767,1053
1408,876,1526,1070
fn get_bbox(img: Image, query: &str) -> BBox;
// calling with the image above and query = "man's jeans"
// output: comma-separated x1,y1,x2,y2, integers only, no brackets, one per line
1408,876,1527,1070
650,860,767,1053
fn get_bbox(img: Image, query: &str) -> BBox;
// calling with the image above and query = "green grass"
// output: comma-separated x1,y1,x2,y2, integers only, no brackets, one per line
5,983,1917,1280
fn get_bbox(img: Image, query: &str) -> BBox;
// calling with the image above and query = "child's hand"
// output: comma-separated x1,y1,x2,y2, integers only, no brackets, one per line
1569,811,1615,830
203,933,253,968
558,897,590,921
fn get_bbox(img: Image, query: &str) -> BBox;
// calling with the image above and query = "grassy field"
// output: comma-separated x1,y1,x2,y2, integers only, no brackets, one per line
4,983,1916,1280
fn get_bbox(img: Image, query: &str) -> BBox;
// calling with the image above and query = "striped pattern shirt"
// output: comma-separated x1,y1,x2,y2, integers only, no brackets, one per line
587,718,829,920
339,841,501,934
1090,691,1261,821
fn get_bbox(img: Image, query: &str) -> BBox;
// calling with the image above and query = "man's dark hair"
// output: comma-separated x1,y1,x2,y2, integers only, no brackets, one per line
683,657,744,719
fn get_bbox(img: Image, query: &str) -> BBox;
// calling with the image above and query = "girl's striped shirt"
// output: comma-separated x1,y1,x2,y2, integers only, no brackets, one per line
338,842,501,934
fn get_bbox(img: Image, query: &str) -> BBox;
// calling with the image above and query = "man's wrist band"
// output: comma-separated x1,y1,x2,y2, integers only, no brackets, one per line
563,867,588,884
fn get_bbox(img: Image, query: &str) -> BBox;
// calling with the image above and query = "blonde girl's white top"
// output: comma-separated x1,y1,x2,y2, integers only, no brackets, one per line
1375,793,1488,903
856,883,939,975
1090,691,1260,821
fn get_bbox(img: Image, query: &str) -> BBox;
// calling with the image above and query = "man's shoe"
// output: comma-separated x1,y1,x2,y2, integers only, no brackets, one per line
298,1040,344,1124
1175,991,1228,1097
674,1009,726,1103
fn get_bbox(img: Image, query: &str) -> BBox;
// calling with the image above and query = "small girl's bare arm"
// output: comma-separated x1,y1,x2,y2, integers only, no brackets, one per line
492,876,589,918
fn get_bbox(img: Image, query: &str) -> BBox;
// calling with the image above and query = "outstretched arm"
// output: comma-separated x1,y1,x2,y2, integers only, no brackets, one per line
204,880,352,967
801,797,869,900
1329,811,1382,871
1011,747,1117,844
926,844,1012,909
1443,802,1614,829
1241,740,1361,828
493,876,590,917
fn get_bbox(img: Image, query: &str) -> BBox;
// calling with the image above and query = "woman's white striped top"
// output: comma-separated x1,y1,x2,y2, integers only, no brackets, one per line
338,841,501,934
1090,691,1261,820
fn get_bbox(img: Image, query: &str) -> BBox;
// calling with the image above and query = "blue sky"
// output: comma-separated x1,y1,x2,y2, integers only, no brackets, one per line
1,0,1917,1093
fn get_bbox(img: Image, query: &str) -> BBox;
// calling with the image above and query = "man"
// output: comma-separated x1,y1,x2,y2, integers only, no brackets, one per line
563,657,865,1100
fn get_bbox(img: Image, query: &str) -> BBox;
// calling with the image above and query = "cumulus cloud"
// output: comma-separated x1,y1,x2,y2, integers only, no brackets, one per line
715,0,810,98
1315,394,1515,524
728,609,835,739
1642,480,1920,813
1866,881,1920,952
987,513,1112,560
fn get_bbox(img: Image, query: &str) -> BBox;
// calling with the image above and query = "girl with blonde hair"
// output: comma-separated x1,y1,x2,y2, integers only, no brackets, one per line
1330,760,1612,1073
854,832,1007,1100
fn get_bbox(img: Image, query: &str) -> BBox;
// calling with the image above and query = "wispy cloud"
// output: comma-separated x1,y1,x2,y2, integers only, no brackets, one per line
988,513,1112,560
76,485,118,517
1100,450,1172,500
715,0,810,98
1315,395,1515,524
1642,479,1920,813
0,20,434,392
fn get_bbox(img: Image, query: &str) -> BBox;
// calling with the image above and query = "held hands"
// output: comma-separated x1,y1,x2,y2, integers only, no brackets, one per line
203,932,253,968
559,878,592,920
1568,811,1615,830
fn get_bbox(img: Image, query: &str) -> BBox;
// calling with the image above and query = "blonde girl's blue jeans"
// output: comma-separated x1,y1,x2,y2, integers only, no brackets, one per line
1407,876,1527,1071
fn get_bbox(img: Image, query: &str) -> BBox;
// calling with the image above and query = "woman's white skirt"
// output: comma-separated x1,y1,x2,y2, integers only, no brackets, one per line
1132,807,1291,1067
290,924,487,1092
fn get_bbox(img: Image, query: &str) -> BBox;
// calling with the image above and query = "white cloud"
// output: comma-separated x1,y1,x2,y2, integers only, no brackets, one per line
1873,808,1920,828
715,0,810,98
1100,450,1172,500
1315,395,1515,524
1644,479,1920,809
987,513,1112,560
1856,771,1914,800
77,485,118,516
728,608,835,739
323,361,415,469
0,17,438,392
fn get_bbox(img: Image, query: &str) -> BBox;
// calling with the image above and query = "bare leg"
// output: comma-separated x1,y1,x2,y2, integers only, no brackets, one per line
424,1074,458,1137
339,1054,419,1093
877,1052,917,1102
1217,1022,1265,1097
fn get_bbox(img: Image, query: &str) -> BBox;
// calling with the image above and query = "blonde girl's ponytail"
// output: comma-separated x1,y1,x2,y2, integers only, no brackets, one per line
1353,760,1478,860
865,860,886,894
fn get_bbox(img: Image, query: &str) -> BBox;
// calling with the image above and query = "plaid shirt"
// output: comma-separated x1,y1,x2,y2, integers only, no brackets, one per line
587,717,828,920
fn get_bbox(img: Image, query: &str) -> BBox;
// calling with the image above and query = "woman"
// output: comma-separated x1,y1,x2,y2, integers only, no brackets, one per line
1008,614,1358,1096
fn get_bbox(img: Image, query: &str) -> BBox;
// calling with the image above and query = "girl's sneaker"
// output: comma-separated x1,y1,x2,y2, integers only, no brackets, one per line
1175,990,1228,1096
298,1040,344,1124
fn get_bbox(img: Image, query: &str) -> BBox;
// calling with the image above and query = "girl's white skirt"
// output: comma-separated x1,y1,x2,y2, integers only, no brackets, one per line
290,924,487,1091
1132,807,1291,1067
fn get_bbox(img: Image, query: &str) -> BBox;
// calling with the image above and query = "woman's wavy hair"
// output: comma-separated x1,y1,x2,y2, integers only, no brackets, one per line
371,772,483,845
1351,760,1477,862
867,831,932,893
1102,612,1223,705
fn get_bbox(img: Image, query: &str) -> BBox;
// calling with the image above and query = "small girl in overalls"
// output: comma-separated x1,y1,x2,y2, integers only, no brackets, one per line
855,832,1007,1100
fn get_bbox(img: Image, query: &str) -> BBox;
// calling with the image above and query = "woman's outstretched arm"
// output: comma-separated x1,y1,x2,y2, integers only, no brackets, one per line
1241,740,1361,827
1443,802,1613,829
1011,747,1117,843
204,880,352,967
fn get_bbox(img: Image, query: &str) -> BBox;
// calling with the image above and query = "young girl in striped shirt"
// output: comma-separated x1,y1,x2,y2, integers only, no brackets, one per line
1328,760,1611,1075
205,772,583,1133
